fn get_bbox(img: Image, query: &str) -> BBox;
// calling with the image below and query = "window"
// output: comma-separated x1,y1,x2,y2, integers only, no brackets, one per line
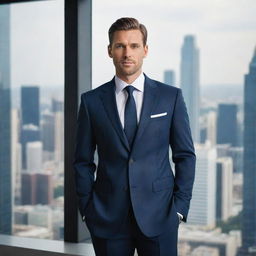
92,0,256,254
0,0,64,240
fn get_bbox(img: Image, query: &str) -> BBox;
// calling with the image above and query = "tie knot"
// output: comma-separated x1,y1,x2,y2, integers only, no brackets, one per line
125,85,136,96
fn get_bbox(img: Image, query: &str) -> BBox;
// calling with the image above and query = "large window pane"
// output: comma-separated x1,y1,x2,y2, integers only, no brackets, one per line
0,0,64,240
92,1,256,255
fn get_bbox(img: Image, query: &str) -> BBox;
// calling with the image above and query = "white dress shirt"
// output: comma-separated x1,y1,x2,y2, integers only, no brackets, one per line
114,72,144,128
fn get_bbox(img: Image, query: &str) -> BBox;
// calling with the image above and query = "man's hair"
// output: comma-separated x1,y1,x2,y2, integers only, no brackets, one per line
108,17,147,47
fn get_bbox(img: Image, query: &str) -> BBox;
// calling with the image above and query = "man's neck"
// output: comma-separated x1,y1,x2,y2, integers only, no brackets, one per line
116,71,142,84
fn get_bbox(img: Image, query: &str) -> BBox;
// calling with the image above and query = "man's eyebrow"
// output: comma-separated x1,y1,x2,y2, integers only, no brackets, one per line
114,42,125,45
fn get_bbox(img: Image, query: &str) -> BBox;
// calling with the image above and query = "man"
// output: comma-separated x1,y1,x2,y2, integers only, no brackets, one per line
73,17,196,256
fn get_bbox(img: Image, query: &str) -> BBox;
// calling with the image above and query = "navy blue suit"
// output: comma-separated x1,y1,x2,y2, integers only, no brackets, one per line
73,74,196,248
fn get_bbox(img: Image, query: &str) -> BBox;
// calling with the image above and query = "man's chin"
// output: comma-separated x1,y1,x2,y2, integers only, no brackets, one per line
119,69,140,77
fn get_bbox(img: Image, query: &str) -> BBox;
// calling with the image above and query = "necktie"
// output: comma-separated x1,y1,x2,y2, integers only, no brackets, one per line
124,85,138,147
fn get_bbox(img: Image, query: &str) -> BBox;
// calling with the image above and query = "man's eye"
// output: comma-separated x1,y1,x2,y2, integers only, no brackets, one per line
116,45,124,48
131,44,139,49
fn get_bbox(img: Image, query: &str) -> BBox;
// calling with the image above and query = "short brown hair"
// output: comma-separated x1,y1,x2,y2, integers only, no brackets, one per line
108,17,148,46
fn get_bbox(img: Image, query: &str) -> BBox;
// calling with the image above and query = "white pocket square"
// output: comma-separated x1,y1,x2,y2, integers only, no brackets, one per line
150,112,167,118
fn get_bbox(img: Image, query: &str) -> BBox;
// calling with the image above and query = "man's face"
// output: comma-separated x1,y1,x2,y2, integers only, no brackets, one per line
108,29,148,81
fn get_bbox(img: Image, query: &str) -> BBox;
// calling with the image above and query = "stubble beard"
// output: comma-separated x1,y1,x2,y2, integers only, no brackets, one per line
117,62,143,78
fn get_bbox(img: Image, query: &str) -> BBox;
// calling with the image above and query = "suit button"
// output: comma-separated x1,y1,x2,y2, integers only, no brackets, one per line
123,186,128,191
129,158,134,164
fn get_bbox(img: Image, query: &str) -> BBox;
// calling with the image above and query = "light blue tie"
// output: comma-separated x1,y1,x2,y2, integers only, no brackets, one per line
124,86,138,148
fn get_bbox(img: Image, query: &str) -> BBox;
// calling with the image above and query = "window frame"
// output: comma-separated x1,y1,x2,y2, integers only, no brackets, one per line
0,0,92,243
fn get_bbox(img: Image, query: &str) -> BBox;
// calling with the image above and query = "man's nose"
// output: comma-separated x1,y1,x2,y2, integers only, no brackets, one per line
123,46,132,58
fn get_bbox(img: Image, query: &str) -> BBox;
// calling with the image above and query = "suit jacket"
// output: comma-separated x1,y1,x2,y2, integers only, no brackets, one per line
73,74,196,238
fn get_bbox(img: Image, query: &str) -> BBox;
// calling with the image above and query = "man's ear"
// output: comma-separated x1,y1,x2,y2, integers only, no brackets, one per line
108,45,113,58
144,45,148,58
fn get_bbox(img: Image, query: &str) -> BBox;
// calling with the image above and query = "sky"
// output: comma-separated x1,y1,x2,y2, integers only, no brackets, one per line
9,0,256,88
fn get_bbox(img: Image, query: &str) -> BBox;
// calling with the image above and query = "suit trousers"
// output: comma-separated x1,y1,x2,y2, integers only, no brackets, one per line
90,204,179,256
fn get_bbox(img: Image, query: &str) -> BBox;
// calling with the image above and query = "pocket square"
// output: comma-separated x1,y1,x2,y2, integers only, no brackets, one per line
150,112,167,118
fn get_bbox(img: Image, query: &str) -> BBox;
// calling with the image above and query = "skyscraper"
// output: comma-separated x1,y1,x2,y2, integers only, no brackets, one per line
164,70,175,86
41,113,55,153
216,157,233,222
20,124,40,169
21,86,40,126
0,5,12,235
26,141,43,173
180,35,200,142
54,111,64,162
239,47,256,255
188,143,217,227
20,86,40,169
217,104,238,146
52,98,64,113
21,173,53,205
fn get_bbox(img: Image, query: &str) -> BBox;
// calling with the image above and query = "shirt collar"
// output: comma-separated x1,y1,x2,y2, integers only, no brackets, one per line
115,72,145,94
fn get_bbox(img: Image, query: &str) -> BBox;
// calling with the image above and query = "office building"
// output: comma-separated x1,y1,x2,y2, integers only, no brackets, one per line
52,98,64,113
20,124,40,170
191,246,219,256
227,147,243,173
217,104,238,146
26,141,43,173
21,86,40,127
239,47,256,255
54,111,64,163
188,143,217,227
27,205,52,229
163,70,175,86
21,173,36,205
206,111,217,146
35,173,53,205
216,157,233,222
180,35,200,142
21,172,53,205
41,112,55,153
0,5,11,235
11,109,22,205
200,111,217,145
179,226,239,256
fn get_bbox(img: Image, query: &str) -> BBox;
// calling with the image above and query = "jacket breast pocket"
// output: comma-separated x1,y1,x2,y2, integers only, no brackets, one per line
150,115,168,123
152,176,173,192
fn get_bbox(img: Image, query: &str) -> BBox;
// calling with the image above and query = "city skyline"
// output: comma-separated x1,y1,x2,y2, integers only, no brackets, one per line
8,0,256,88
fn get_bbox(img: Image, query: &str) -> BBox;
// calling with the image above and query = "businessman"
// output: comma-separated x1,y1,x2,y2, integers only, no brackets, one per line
73,17,196,256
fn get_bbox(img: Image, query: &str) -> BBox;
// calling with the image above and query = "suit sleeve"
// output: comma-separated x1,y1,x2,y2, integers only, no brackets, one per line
169,88,196,222
73,93,96,218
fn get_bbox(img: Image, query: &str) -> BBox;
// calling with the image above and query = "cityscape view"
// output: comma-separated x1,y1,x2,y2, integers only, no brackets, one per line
0,0,256,255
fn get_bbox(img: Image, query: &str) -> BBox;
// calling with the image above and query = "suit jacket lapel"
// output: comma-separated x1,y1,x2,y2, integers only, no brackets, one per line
100,78,130,151
100,75,159,153
131,74,159,151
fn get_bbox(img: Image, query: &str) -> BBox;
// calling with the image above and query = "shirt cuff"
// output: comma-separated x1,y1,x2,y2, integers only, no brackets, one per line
177,212,183,220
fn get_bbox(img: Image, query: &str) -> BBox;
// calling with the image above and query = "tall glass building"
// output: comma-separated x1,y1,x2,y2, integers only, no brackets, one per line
180,35,200,143
240,47,256,255
217,104,238,147
0,5,12,234
21,86,40,126
163,70,175,86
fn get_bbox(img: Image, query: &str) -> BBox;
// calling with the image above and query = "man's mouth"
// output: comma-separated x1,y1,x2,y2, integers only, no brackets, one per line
121,61,134,65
